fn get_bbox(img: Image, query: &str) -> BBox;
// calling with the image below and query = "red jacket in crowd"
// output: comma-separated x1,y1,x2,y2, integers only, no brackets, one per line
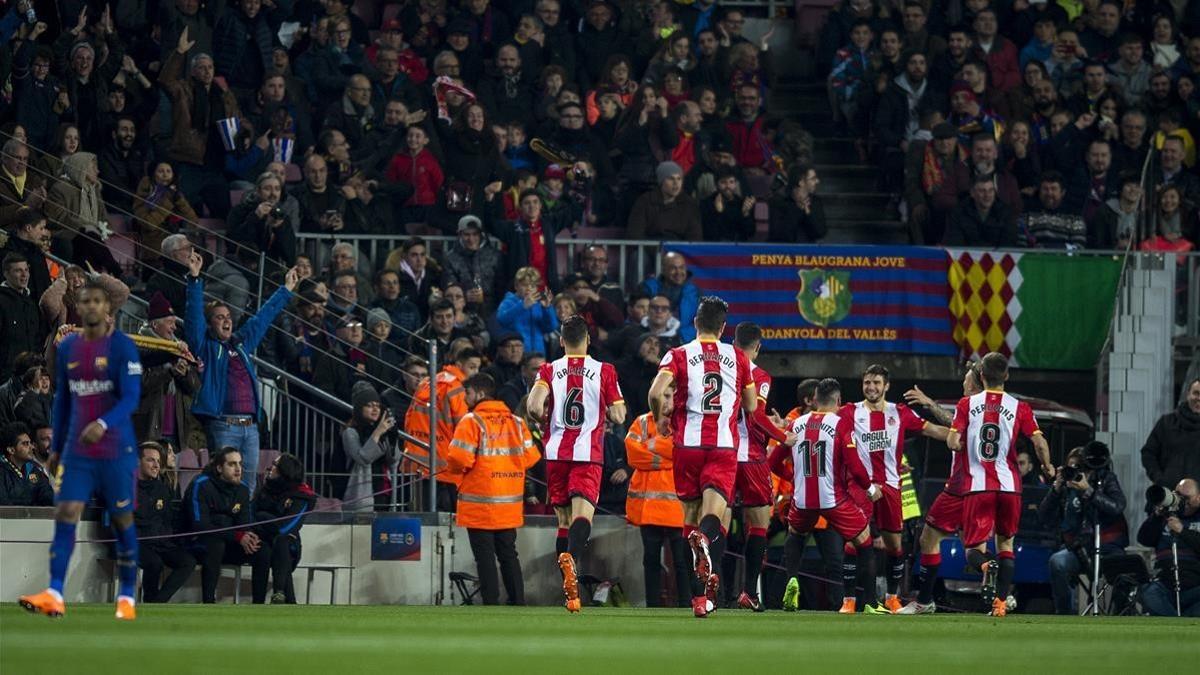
386,149,445,207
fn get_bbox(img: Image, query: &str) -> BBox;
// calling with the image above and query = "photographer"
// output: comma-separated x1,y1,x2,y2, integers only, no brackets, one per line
1039,443,1129,615
228,172,297,267
1136,478,1200,616
340,382,399,513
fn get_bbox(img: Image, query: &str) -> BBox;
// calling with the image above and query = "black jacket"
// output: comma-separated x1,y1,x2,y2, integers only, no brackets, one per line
767,195,827,243
945,200,1017,247
228,196,298,266
0,235,52,304
183,469,252,543
477,72,535,125
1141,402,1200,488
873,78,943,151
135,476,180,545
0,285,44,381
252,479,316,542
98,143,146,214
0,456,53,506
701,193,757,242
212,7,276,90
1038,467,1129,549
1137,510,1200,589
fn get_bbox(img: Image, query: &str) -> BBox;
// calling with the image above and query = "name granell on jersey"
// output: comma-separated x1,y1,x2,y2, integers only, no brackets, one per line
687,351,737,370
555,364,597,380
805,418,839,437
861,429,891,451
970,401,1016,422
68,379,115,397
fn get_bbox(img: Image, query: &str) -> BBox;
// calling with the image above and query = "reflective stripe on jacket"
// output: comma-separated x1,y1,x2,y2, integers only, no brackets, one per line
404,364,469,486
624,413,684,528
444,400,540,530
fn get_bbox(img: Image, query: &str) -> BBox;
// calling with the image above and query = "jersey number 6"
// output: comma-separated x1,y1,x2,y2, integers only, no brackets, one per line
563,387,585,429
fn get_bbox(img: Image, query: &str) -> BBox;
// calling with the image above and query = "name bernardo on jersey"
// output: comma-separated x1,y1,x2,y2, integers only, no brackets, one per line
686,350,738,370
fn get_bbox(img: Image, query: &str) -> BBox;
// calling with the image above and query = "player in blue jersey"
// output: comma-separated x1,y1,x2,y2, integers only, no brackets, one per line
19,279,143,620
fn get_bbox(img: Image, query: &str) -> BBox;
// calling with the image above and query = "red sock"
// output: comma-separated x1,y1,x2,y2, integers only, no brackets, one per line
998,550,1015,560
748,527,767,538
920,552,941,567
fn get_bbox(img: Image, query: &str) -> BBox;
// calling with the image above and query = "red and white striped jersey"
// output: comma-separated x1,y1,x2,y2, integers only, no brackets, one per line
839,401,927,488
771,411,866,510
535,355,624,463
659,339,752,450
946,390,1041,494
736,362,774,462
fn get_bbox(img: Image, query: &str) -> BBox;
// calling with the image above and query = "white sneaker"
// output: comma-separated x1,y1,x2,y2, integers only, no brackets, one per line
895,600,937,615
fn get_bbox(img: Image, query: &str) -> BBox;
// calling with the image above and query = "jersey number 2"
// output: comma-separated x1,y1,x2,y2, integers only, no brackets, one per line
978,423,1001,461
797,440,828,478
701,372,723,413
563,387,585,429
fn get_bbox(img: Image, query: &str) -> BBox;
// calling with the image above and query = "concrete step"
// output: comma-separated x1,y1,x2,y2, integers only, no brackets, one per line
813,137,867,164
825,219,910,244
822,192,897,221
816,165,880,193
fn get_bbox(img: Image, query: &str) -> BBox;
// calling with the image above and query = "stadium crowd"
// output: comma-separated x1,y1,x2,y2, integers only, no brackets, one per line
0,0,1196,613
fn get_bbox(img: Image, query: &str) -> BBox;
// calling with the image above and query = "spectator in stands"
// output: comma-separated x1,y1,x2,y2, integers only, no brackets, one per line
38,263,129,332
1156,137,1200,210
342,381,399,512
35,122,80,184
0,422,52,506
328,243,374,304
324,74,377,156
386,124,445,225
929,25,972,92
313,313,370,409
309,15,367,104
1110,33,1151,106
45,152,123,276
605,294,650,360
768,163,827,243
1089,172,1142,249
11,25,65,151
0,253,44,380
575,1,633,89
637,252,698,342
409,298,470,359
726,84,774,175
875,51,942,192
1114,110,1150,175
903,121,957,243
497,267,559,355
498,350,546,412
492,190,572,291
0,352,42,425
185,253,298,489
1081,1,1124,62
702,166,757,242
293,155,347,265
828,19,876,138
563,272,623,344
617,332,663,420
229,172,298,267
484,333,525,390
899,2,945,57
252,453,316,604
0,208,51,303
145,234,193,318
627,161,702,241
1142,379,1200,489
133,292,201,451
211,0,275,95
436,102,507,233
971,9,1019,92
10,363,49,431
386,237,439,320
443,281,490,352
185,447,272,603
1150,14,1182,70
936,133,1022,234
1040,444,1129,615
244,74,315,158
442,215,502,314
159,27,240,218
1017,450,1043,487
614,84,679,208
1140,200,1197,262
369,269,422,337
134,162,199,267
325,270,362,329
1024,171,1087,248
478,44,534,124
1136,477,1200,616
575,245,625,312
97,116,144,214
134,442,195,603
946,172,1015,247
0,140,47,229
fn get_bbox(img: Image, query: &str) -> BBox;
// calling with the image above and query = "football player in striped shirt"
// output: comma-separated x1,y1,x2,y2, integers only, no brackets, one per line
526,316,626,613
648,297,757,618
838,364,949,613
770,378,879,615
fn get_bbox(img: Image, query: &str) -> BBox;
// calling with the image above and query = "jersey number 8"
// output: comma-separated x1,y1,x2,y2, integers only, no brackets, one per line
563,387,585,429
978,423,1001,461
701,372,723,414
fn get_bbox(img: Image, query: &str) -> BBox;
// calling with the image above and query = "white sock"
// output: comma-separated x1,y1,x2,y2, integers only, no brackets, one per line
118,594,136,605
47,588,64,602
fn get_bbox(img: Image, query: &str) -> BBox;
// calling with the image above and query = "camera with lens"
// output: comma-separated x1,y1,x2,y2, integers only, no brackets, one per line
1061,465,1085,483
270,206,285,220
1146,485,1181,515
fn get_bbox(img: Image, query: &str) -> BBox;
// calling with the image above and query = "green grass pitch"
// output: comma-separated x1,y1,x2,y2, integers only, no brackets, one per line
2,604,1195,673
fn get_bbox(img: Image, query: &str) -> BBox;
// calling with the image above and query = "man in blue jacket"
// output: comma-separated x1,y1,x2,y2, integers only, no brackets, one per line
184,250,299,489
638,251,701,342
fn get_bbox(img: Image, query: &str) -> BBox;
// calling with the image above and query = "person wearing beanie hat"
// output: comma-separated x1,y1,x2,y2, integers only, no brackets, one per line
627,161,702,240
341,380,400,512
947,79,1002,146
362,307,406,398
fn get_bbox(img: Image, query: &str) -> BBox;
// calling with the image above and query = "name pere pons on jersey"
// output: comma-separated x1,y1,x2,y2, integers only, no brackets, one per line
971,401,1017,422
686,351,738,369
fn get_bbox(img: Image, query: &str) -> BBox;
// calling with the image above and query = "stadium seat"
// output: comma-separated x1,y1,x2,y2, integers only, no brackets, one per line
108,235,137,274
747,173,773,199
753,201,770,240
230,189,246,207
285,163,302,183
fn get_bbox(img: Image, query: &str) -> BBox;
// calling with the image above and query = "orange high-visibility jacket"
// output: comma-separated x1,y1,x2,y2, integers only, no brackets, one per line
445,400,541,530
404,364,469,486
624,413,684,528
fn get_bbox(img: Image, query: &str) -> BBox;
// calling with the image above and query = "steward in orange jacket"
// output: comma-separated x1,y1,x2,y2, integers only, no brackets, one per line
623,389,691,608
444,373,540,605
404,349,482,503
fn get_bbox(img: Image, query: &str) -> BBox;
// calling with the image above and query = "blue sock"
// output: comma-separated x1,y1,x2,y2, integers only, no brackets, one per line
115,523,139,599
49,521,77,595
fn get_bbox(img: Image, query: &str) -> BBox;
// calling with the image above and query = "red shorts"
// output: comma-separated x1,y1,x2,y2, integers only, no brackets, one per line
925,491,964,536
960,491,1022,547
787,500,869,541
734,461,773,507
873,485,903,533
547,460,602,507
673,447,737,503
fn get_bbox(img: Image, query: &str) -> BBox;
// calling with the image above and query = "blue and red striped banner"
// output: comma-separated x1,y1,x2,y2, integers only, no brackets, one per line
667,244,957,355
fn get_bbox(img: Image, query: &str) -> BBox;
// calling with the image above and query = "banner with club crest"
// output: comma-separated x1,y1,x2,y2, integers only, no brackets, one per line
666,244,959,355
